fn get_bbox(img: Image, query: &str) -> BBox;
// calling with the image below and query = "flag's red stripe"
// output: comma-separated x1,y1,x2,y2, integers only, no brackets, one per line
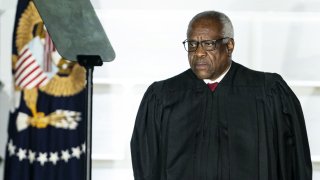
15,57,35,81
18,48,28,59
34,76,48,88
17,66,40,86
16,48,29,71
15,54,32,73
22,71,43,88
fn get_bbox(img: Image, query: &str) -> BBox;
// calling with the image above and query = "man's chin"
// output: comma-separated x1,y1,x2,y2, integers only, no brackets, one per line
191,68,211,79
195,72,210,80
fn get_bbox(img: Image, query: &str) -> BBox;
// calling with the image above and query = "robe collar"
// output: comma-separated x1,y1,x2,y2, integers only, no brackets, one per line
187,60,239,91
203,63,231,84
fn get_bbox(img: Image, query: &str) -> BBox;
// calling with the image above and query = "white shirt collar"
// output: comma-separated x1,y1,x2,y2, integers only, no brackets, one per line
203,63,231,84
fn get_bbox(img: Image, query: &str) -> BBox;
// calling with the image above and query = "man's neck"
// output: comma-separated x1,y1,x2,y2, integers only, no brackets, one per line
204,63,231,83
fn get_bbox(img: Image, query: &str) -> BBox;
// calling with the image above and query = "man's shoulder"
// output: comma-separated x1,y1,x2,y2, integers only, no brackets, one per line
232,62,289,89
163,69,194,84
227,62,266,86
150,69,196,93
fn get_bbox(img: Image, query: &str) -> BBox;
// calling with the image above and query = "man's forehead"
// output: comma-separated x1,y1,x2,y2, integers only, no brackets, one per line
191,17,221,28
189,27,216,35
188,19,223,36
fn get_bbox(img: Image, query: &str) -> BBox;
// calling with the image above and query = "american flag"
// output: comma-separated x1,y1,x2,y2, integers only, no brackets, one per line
14,46,49,89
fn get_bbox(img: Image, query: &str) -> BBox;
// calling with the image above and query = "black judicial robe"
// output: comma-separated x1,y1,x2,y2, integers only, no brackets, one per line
131,61,312,180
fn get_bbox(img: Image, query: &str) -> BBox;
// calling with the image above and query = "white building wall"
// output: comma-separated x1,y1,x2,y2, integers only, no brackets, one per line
1,0,320,179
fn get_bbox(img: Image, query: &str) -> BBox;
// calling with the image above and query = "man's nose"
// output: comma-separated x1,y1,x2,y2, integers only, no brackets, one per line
195,45,207,57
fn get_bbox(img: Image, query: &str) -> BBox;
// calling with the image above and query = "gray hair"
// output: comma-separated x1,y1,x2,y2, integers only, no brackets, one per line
187,11,234,38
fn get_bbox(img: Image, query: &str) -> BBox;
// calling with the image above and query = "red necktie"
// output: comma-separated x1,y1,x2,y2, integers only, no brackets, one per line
207,82,218,91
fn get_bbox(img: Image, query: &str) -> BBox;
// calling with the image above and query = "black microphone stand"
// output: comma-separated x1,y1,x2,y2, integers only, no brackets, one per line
77,55,103,180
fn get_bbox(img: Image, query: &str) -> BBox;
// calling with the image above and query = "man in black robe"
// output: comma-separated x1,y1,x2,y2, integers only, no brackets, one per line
131,10,312,180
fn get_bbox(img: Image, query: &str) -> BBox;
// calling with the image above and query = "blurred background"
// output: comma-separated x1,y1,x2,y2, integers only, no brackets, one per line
1,0,320,179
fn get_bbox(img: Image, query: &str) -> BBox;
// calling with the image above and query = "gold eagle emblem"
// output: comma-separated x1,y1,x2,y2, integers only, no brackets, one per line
14,1,86,130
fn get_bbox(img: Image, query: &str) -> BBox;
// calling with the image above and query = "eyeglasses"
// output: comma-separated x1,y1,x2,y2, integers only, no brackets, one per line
182,37,229,52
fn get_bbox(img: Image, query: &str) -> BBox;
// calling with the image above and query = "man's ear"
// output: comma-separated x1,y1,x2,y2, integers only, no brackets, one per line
227,38,235,53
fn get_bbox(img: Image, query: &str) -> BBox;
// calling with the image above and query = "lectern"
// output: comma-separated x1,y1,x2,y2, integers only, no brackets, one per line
33,0,115,179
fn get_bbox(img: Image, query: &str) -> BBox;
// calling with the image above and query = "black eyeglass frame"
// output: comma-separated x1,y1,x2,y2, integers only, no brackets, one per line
182,37,229,52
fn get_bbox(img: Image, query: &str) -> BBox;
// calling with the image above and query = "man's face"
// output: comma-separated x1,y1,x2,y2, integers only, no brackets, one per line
187,19,233,80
